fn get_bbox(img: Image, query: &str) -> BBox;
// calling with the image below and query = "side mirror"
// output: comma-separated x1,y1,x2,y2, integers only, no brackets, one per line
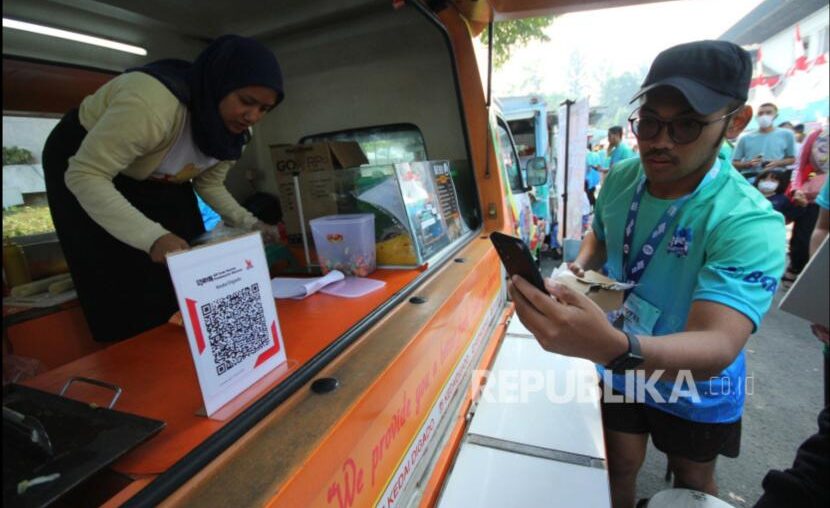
525,156,548,187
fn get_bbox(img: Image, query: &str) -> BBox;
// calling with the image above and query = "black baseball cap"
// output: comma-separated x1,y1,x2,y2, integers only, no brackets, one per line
630,40,752,115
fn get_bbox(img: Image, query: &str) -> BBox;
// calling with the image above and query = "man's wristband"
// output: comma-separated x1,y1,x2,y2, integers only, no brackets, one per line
605,331,645,374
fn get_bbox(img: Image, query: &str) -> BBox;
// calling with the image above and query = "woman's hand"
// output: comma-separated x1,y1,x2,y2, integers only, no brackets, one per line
150,233,190,263
792,189,808,207
253,221,282,245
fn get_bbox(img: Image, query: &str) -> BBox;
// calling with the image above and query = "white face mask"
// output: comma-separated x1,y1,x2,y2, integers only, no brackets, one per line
757,114,775,129
758,180,778,194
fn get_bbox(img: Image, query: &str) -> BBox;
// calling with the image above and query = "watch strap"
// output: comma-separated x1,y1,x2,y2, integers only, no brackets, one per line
605,331,644,373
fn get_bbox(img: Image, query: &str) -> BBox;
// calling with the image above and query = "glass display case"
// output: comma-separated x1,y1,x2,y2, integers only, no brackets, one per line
295,160,471,267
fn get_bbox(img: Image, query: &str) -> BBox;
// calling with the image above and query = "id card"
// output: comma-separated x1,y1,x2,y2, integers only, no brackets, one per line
622,292,661,336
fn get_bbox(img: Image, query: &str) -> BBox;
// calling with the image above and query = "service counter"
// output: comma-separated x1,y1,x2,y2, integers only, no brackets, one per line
19,268,421,476
10,236,508,507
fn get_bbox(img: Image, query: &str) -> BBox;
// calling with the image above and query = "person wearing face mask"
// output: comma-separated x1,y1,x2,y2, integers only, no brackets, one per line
732,103,796,178
42,35,285,342
754,170,800,222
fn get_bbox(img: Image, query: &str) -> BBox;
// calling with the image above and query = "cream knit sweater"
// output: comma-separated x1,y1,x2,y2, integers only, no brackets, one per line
67,72,257,253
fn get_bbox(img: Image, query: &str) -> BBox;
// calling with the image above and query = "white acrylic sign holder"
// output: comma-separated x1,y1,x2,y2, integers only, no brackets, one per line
167,232,287,417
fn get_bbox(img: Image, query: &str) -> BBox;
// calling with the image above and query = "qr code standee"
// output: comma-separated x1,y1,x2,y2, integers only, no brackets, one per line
201,283,270,376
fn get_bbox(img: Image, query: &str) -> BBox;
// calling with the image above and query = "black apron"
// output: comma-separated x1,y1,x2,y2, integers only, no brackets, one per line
42,109,205,342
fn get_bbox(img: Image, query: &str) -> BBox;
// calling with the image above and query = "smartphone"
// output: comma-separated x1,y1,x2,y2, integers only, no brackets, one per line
489,232,549,295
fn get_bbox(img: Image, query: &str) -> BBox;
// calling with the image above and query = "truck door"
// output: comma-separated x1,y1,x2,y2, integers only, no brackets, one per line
492,115,541,257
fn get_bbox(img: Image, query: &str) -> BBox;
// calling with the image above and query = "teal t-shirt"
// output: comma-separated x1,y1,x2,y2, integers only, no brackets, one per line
592,156,786,423
586,152,601,189
598,151,610,171
608,142,636,171
817,179,829,210
586,150,600,170
733,128,796,164
719,140,734,162
196,192,221,231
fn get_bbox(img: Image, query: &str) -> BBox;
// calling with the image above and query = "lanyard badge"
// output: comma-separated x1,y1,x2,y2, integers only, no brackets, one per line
622,162,720,289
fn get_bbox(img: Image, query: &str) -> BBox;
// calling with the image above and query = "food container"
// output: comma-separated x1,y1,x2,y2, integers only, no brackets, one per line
3,239,32,288
310,214,376,276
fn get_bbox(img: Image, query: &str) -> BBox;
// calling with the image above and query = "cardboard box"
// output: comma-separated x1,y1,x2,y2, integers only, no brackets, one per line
270,142,368,243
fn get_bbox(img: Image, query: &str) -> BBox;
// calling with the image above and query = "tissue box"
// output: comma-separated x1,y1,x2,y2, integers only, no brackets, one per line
310,214,376,276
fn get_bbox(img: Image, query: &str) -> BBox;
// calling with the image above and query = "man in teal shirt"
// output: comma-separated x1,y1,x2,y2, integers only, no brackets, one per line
732,102,796,176
586,142,602,207
508,41,785,507
608,125,636,172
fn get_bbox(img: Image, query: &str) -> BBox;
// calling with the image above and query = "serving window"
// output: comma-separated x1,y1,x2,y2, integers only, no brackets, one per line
3,2,486,504
300,123,428,164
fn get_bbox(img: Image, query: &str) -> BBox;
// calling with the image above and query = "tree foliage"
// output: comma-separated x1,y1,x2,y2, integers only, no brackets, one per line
480,17,552,68
2,146,35,165
597,71,645,129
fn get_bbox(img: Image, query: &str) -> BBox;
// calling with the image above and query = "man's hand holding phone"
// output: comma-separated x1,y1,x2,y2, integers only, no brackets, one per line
508,275,627,365
489,232,549,296
490,232,627,364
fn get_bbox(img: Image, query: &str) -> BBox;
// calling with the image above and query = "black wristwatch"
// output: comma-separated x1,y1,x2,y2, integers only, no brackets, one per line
605,331,644,374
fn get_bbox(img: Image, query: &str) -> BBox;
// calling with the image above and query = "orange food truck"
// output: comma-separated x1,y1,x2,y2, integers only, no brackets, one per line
2,1,644,506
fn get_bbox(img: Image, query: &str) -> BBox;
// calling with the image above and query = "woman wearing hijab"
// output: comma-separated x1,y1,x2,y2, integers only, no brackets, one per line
42,35,284,342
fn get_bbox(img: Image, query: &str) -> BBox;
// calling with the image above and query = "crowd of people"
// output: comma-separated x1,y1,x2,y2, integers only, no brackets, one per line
728,103,828,289
587,101,828,293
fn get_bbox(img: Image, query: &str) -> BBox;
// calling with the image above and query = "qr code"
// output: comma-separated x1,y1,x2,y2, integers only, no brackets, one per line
201,283,269,376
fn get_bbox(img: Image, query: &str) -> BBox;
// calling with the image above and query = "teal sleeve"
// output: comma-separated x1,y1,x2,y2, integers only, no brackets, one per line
719,141,733,162
784,131,796,158
607,148,616,169
733,137,746,161
817,179,830,210
591,172,618,242
693,208,786,331
591,172,610,241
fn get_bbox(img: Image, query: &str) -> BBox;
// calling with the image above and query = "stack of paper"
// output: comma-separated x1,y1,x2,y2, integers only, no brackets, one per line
320,277,386,298
271,270,345,299
270,270,388,300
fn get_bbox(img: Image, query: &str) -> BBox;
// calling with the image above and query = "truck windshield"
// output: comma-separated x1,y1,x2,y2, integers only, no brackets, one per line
300,124,427,165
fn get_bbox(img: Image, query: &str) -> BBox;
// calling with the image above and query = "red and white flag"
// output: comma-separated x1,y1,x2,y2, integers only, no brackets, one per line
790,24,808,75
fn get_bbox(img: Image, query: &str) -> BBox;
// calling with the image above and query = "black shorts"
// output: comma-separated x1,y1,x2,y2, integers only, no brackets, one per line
600,388,741,463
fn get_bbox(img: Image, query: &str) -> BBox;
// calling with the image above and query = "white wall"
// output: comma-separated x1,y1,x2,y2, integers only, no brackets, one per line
3,116,59,164
3,165,46,208
760,5,830,74
1,2,473,213
224,6,470,201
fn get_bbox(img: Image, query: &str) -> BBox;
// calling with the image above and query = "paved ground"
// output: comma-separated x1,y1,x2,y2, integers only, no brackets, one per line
539,252,825,507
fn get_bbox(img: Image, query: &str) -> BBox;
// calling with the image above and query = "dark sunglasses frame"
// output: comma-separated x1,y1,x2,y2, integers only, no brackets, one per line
628,105,743,145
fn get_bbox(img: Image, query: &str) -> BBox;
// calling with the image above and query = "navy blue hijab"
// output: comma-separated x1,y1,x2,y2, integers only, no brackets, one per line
128,35,284,161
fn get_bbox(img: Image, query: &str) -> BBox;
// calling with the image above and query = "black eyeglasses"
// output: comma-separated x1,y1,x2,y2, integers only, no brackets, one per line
628,106,742,145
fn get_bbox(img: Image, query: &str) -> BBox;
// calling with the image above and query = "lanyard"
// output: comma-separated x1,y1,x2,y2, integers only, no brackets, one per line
622,161,720,288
